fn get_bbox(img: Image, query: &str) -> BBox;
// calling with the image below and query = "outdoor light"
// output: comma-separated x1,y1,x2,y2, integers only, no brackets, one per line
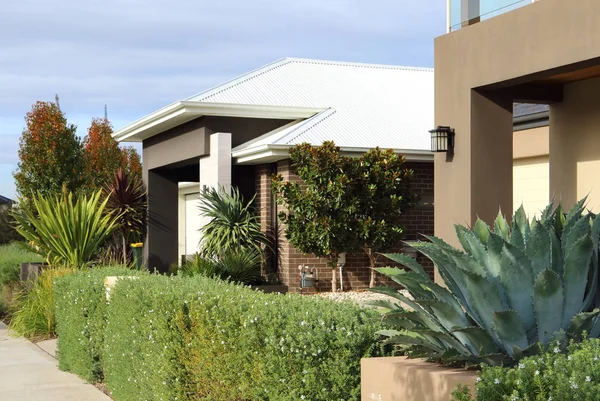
429,126,455,153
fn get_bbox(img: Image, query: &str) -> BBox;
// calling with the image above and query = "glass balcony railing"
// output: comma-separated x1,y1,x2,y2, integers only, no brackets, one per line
448,0,535,32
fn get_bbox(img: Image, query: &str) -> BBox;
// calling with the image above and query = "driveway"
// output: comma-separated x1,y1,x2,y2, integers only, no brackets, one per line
0,322,111,401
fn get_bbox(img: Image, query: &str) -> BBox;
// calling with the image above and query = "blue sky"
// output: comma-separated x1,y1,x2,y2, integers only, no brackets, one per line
0,0,445,199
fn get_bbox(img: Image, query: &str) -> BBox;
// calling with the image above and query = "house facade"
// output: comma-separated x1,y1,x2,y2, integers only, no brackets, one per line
435,0,600,282
114,56,554,292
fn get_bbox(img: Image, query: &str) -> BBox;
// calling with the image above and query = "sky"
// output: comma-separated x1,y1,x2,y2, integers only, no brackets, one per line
0,0,445,199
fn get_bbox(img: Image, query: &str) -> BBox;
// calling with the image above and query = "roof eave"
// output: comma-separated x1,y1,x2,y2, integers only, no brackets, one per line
112,101,324,143
233,144,434,165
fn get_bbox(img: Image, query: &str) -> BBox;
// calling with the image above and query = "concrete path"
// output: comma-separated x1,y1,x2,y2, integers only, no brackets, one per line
0,322,111,401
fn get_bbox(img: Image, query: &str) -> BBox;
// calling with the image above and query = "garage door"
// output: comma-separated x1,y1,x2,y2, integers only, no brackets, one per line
513,156,549,219
185,193,202,255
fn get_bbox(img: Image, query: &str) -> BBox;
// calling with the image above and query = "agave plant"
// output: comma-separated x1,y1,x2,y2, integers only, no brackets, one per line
198,186,269,258
371,199,600,366
103,168,147,264
12,190,119,267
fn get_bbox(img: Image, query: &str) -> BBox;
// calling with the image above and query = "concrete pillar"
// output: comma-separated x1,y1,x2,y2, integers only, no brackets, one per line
461,0,480,26
550,76,600,212
198,132,232,229
434,90,513,282
144,169,178,273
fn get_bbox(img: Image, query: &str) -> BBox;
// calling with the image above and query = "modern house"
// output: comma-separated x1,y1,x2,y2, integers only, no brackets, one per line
435,0,600,282
114,55,555,291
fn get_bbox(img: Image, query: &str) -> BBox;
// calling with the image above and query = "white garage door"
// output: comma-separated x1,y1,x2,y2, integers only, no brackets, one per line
513,156,549,219
185,193,202,255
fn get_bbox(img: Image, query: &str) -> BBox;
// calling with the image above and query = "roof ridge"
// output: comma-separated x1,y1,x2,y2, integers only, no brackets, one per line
283,57,434,72
190,58,295,102
280,109,338,145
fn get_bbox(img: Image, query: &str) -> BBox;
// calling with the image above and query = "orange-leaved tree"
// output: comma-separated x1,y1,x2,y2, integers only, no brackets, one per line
14,101,84,206
82,118,143,192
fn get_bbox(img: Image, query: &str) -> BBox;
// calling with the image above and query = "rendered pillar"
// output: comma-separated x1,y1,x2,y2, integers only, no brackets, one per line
198,132,232,229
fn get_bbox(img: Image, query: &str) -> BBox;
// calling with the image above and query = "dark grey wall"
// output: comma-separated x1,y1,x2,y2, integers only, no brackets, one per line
143,117,208,170
204,116,292,148
144,169,179,273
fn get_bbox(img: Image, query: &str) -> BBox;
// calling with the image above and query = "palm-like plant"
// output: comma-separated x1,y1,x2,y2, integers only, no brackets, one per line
12,190,119,268
372,199,600,366
103,168,147,264
198,186,269,258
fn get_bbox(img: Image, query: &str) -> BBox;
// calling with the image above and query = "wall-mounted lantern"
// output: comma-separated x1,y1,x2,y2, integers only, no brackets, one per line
429,126,455,153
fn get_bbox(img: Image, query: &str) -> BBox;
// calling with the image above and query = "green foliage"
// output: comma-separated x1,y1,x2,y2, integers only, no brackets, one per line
179,248,262,284
198,186,268,258
103,168,147,264
54,266,142,382
52,274,387,400
0,243,43,287
14,101,84,205
9,267,73,339
12,190,119,267
373,199,600,366
272,141,361,291
273,142,416,290
349,147,416,287
0,207,21,244
453,338,600,401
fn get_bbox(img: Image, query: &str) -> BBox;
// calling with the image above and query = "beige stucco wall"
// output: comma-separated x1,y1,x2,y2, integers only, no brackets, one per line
434,0,600,255
550,76,600,213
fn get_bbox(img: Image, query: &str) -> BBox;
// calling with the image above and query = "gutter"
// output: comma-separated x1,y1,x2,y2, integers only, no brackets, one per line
513,111,549,132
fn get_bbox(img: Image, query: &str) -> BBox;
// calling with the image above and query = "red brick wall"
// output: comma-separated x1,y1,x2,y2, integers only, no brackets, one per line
255,160,434,292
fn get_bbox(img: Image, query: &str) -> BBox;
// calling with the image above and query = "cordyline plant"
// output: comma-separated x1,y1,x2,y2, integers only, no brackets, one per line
103,168,147,265
198,186,269,259
371,198,600,366
12,189,119,267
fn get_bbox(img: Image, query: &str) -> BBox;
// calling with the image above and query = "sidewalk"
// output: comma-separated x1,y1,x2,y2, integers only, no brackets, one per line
0,322,111,401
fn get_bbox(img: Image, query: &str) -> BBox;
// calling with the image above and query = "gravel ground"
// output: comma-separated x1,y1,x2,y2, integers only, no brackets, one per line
318,290,410,307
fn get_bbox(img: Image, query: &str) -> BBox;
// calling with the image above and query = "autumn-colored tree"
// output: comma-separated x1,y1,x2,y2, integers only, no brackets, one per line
82,118,123,192
121,146,143,182
82,118,143,192
14,101,84,206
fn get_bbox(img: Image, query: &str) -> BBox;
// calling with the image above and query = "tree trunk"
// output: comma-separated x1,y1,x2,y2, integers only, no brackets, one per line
366,246,376,288
329,257,338,293
122,234,127,265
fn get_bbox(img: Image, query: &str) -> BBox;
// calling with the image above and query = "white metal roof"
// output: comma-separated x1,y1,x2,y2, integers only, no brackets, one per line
189,58,433,151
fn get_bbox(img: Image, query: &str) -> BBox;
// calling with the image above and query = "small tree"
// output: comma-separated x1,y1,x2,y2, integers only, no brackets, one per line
82,118,123,192
272,142,360,292
14,101,84,205
121,146,143,182
349,148,416,287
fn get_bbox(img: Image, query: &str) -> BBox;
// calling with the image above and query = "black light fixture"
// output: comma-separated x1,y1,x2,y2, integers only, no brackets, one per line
429,126,455,153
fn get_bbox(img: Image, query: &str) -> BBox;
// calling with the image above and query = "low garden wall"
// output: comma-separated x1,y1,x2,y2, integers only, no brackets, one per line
54,269,391,401
361,357,476,401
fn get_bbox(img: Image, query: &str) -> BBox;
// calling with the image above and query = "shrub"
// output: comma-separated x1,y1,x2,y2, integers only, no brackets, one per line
9,266,73,339
99,275,387,401
372,199,600,366
0,243,43,286
179,248,262,284
12,190,119,267
453,338,600,401
0,207,21,244
54,266,142,382
198,186,269,258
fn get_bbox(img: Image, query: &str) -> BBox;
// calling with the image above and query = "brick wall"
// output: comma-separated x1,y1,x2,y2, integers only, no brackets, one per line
255,160,434,292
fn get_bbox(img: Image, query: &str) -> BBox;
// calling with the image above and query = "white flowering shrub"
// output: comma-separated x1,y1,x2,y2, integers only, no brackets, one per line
54,267,146,383
452,338,600,401
100,275,389,401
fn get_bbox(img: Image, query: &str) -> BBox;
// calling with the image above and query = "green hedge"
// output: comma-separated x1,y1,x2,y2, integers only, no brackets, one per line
452,338,600,401
54,267,144,382
55,273,387,401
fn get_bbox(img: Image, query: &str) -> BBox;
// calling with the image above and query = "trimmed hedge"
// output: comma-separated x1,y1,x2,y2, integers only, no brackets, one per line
54,267,144,382
55,272,388,400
